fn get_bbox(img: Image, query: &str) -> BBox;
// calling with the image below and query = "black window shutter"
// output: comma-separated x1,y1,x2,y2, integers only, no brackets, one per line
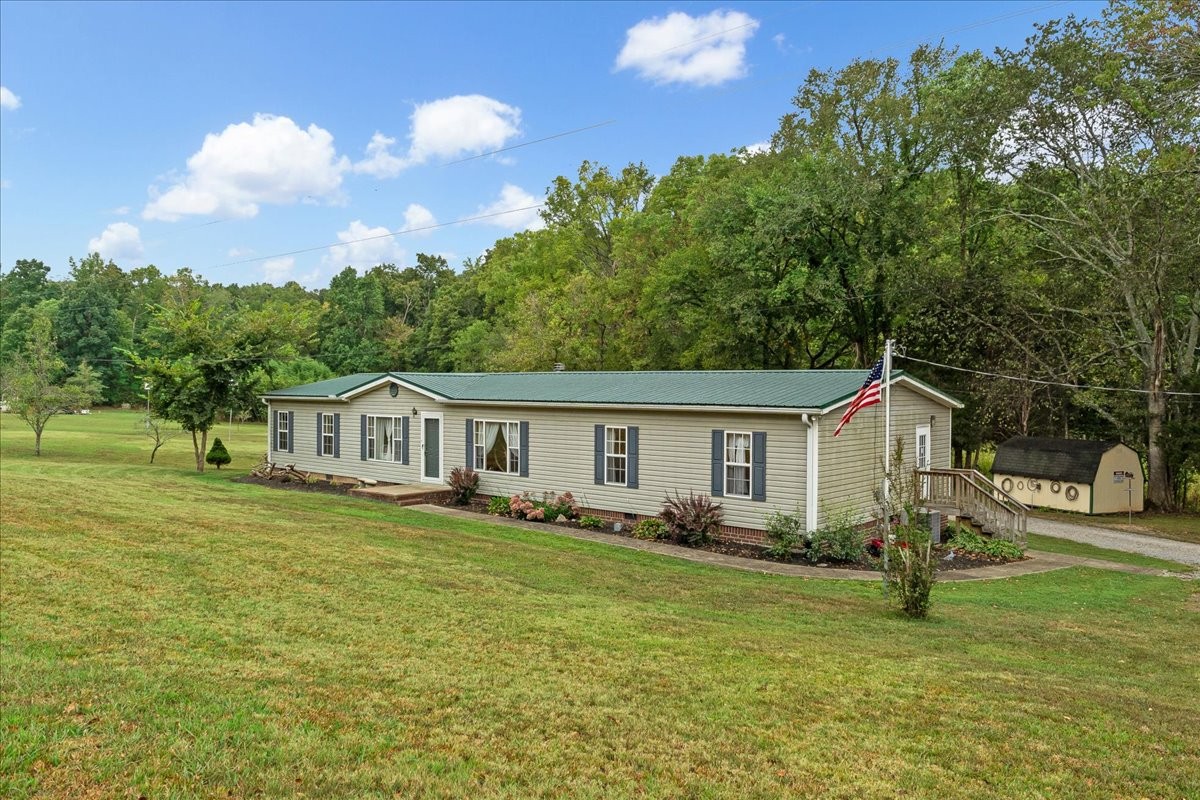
519,421,529,477
594,425,605,485
627,426,639,489
360,415,367,461
465,418,474,468
316,413,323,457
711,429,724,496
287,411,294,453
751,431,766,501
401,416,410,465
270,411,277,452
333,413,341,458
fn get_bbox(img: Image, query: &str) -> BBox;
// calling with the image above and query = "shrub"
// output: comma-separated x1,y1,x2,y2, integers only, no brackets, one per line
660,492,723,546
764,510,804,559
486,496,511,516
884,523,935,618
948,526,1025,560
805,509,865,563
447,466,479,505
632,518,669,540
578,515,606,530
205,437,231,469
508,491,579,522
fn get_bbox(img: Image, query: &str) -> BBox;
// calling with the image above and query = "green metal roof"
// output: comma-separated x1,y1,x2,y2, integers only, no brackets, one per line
264,369,959,411
264,373,386,398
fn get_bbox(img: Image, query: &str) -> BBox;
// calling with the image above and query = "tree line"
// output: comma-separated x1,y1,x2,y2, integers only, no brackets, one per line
2,1,1196,507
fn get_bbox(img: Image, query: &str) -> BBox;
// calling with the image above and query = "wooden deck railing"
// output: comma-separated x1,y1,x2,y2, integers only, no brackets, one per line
914,468,1028,544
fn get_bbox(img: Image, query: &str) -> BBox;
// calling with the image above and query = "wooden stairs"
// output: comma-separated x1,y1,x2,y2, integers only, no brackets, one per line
914,468,1028,545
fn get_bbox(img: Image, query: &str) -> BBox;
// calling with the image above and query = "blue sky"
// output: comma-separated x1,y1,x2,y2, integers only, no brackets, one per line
0,0,1101,289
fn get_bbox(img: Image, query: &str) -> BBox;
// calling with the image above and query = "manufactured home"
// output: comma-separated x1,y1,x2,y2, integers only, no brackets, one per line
261,370,962,542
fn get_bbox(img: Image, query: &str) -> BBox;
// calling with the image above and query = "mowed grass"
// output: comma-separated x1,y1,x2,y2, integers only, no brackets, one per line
2,413,1198,799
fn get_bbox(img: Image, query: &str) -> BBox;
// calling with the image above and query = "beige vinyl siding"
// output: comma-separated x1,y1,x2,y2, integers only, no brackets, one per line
815,385,952,528
266,384,446,484
271,387,808,529
440,406,808,531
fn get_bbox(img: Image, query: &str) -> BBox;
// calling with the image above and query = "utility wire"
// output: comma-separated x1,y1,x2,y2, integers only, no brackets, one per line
206,204,545,270
896,353,1200,397
439,120,617,166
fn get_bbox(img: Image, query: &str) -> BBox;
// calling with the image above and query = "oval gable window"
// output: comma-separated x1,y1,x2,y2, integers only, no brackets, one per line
389,384,399,398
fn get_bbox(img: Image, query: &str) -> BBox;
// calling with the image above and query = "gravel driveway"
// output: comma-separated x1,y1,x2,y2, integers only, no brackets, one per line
1028,517,1200,568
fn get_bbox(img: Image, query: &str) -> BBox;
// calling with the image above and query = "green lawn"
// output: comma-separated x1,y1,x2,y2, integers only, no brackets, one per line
2,412,1198,798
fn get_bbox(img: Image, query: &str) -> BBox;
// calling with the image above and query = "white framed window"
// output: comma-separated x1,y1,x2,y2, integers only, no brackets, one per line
366,416,403,462
473,420,520,473
605,426,627,486
321,413,335,456
724,431,752,498
276,410,289,451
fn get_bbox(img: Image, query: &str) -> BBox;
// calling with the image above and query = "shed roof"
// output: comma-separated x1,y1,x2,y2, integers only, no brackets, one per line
263,369,962,412
992,437,1123,484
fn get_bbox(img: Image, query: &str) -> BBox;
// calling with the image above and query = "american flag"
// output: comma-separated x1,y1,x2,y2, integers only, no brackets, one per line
833,357,884,437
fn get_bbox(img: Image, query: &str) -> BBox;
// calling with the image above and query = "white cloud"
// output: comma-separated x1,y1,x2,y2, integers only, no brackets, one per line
407,95,521,163
400,203,436,234
0,178,11,190
351,95,522,177
111,205,130,216
743,140,770,155
227,246,255,259
143,113,349,221
352,131,407,178
615,10,759,87
324,220,405,271
473,184,545,232
88,222,144,261
0,86,20,110
772,33,787,51
262,256,296,284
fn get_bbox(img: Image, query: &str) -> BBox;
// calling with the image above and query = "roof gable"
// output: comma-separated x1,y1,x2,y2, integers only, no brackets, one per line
992,437,1124,484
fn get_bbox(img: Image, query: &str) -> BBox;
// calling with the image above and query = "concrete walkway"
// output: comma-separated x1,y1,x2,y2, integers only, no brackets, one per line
412,505,1196,582
1027,516,1200,568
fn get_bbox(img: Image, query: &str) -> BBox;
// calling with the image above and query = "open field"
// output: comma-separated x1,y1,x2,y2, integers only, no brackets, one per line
2,412,1198,798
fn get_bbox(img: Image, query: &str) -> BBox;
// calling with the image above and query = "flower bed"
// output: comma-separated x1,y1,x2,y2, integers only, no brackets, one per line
445,497,1025,573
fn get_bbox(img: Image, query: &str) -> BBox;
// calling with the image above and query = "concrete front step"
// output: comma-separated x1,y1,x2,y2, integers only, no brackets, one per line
349,483,453,506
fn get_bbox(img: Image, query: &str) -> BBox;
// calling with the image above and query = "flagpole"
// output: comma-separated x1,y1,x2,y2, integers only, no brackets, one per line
881,338,893,598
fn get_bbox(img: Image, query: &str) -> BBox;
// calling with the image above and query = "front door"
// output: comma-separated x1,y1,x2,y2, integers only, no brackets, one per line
915,424,931,500
422,413,443,483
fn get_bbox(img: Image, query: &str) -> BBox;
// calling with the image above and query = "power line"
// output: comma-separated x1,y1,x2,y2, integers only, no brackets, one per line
439,120,617,167
896,353,1200,397
206,204,545,270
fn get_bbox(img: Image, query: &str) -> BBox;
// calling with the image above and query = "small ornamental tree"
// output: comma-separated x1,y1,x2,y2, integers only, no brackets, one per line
3,314,90,455
205,437,231,469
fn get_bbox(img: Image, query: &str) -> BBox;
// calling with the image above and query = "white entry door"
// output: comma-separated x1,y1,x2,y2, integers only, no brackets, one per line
422,412,443,483
915,424,931,500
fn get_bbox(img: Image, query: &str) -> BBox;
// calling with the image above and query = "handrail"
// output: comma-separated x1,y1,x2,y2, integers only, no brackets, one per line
915,468,1028,544
928,468,1028,511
